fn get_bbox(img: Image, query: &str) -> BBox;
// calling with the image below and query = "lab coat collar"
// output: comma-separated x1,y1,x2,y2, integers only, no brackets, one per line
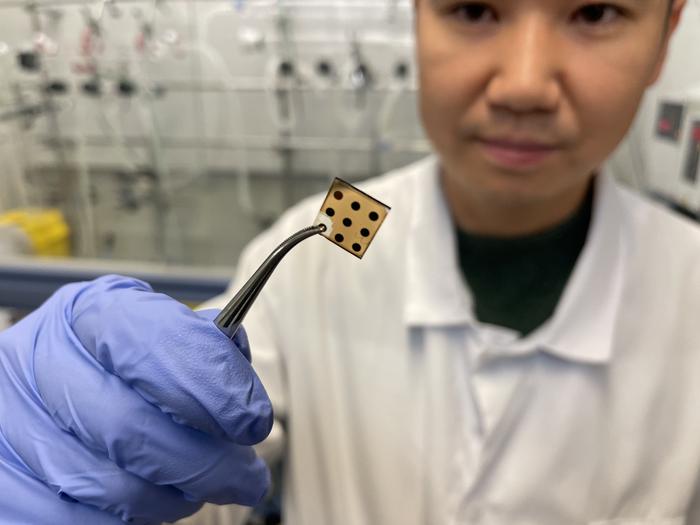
527,172,628,365
403,156,475,327
403,158,628,365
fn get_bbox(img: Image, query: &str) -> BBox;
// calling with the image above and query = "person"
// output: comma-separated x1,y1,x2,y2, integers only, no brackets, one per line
190,0,700,523
0,0,696,523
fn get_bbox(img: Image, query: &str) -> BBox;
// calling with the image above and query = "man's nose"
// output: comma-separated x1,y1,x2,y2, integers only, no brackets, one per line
486,16,562,114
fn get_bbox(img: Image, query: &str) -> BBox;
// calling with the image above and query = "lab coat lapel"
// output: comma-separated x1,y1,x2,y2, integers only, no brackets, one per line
403,157,473,328
537,173,630,365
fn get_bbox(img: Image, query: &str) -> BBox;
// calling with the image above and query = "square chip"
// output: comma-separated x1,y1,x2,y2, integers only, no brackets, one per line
313,178,391,258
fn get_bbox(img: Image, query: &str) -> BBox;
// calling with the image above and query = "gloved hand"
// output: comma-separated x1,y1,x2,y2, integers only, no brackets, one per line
0,275,273,524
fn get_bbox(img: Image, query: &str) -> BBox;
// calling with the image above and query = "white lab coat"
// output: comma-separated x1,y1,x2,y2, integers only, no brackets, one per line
185,157,700,525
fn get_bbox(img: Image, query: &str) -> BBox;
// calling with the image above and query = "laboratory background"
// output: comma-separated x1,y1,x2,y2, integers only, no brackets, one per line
0,1,698,524
0,0,697,313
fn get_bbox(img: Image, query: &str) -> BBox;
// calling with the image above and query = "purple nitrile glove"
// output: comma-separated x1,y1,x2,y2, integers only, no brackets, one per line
0,275,273,524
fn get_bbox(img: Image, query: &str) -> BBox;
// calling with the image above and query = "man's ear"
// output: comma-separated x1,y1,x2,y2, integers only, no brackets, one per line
649,0,687,86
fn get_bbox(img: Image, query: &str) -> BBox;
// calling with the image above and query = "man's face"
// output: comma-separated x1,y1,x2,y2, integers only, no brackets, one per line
416,0,683,209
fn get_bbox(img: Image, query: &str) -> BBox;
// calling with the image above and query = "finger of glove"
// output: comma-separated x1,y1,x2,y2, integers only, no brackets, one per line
68,275,273,446
196,309,252,363
0,454,128,525
34,330,270,507
0,376,202,524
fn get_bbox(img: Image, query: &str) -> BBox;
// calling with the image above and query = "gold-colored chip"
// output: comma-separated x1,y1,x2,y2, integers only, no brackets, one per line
313,178,391,259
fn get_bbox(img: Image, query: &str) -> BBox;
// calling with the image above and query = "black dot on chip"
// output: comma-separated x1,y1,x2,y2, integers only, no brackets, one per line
369,211,379,221
361,228,370,237
334,191,343,200
351,201,361,211
335,234,344,243
352,243,362,252
343,218,352,227
326,207,335,217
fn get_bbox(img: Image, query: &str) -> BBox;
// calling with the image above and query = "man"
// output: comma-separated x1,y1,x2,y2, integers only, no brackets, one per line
0,0,695,523
194,0,700,523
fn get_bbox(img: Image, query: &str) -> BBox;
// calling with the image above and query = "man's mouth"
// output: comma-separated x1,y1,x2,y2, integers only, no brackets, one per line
477,137,561,170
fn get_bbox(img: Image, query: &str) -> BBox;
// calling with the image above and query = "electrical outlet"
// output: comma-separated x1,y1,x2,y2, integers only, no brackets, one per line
314,178,390,259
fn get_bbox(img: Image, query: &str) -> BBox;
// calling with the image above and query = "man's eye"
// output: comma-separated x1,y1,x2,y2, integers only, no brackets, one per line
450,3,498,23
572,4,624,25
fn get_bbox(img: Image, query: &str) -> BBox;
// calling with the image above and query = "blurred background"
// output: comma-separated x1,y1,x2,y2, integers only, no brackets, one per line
0,0,426,309
0,0,697,311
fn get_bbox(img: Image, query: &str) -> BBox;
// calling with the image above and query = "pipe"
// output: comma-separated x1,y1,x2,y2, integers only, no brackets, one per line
38,133,431,154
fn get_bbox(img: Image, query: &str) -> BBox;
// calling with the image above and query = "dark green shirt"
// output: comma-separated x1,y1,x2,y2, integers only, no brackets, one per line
456,186,594,337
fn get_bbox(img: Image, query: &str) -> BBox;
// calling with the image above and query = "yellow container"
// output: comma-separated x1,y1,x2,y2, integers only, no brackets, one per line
0,209,71,257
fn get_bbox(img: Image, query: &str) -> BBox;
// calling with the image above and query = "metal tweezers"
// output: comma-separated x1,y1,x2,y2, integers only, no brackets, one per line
215,224,327,339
